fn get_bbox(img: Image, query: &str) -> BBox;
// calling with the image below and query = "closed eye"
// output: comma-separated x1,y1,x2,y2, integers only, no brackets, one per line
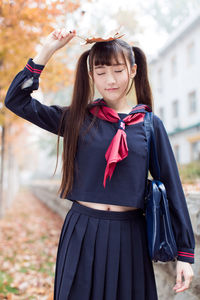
97,70,124,75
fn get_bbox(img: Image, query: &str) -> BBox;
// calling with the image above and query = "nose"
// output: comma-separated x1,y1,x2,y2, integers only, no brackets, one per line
106,71,117,85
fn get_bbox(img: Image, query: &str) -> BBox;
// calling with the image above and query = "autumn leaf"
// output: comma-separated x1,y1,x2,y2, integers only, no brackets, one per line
0,188,64,299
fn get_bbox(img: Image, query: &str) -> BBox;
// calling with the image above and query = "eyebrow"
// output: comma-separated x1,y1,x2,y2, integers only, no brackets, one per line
94,63,125,69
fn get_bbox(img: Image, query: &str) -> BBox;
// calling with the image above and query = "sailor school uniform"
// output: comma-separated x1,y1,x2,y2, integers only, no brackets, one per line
4,58,195,265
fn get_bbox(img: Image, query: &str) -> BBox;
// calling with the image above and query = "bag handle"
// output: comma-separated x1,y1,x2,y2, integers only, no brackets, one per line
143,112,161,200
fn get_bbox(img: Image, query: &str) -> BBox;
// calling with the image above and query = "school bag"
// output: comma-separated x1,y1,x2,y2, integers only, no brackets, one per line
143,111,178,262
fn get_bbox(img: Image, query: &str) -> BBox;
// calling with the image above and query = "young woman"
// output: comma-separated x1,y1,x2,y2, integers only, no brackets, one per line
4,28,195,300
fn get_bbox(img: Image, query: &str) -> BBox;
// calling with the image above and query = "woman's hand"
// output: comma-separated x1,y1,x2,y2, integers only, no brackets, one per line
33,28,76,65
43,28,77,53
173,261,194,293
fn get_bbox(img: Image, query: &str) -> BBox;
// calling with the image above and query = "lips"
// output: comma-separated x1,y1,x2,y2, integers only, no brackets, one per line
106,88,119,91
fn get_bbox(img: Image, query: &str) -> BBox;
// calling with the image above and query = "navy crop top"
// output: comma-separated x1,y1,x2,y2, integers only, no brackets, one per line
4,58,195,263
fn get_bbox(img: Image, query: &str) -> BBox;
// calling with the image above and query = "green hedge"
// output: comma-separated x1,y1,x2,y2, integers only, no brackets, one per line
178,161,200,184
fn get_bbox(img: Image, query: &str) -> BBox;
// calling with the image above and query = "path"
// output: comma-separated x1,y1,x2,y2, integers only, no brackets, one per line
0,187,65,300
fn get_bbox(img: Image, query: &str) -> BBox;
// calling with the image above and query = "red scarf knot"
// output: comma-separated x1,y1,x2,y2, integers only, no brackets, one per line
88,98,152,188
118,119,125,130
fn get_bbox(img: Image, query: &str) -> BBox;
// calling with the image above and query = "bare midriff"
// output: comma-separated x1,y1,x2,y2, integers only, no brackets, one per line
76,200,139,211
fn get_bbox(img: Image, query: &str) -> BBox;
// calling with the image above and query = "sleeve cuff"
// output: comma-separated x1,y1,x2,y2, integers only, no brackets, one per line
24,58,45,78
177,248,194,264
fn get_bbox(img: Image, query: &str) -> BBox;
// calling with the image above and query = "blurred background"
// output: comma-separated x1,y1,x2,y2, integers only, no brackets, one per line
0,0,200,299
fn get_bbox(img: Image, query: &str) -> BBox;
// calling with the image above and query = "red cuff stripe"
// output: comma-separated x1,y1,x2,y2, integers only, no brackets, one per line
178,251,194,258
178,254,194,258
178,251,194,256
25,64,42,74
26,63,42,73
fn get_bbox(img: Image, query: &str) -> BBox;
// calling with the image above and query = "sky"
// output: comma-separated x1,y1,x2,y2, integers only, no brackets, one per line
65,0,170,58
96,0,169,56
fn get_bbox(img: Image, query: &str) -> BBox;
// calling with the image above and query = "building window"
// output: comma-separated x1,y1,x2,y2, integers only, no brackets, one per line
157,68,163,92
171,55,177,76
188,90,197,114
159,107,165,122
187,41,195,66
191,140,200,161
174,144,180,163
172,99,179,118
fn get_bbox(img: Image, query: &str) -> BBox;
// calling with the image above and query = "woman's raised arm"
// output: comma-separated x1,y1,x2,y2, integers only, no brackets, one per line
4,29,76,136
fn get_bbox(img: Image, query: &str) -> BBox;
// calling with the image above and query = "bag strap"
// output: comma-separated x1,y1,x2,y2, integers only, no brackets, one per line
143,112,161,200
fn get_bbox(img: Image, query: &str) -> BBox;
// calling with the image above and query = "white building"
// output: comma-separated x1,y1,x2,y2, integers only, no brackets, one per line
149,12,200,164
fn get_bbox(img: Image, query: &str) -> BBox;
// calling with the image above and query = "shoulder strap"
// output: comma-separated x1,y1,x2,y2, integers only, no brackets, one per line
143,112,161,198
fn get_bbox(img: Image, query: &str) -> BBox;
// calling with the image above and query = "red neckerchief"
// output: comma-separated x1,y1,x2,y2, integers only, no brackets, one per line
88,98,152,188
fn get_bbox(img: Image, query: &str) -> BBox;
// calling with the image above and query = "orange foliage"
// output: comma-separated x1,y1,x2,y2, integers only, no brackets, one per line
0,0,80,127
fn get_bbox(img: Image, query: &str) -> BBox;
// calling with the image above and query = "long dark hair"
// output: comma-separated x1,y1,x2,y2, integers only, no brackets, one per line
53,39,153,199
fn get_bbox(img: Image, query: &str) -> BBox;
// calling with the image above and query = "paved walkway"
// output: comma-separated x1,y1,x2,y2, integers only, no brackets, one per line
0,187,64,300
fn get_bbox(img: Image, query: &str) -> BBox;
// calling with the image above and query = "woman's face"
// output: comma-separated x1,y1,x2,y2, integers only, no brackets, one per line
90,53,137,102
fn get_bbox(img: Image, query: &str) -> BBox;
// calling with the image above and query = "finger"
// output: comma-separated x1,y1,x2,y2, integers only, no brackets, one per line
59,28,65,37
175,273,193,293
61,28,75,39
173,282,182,290
52,30,59,39
173,282,183,291
176,270,182,285
55,28,63,40
175,279,191,292
173,269,183,291
59,29,65,38
58,31,62,40
69,29,76,35
61,28,69,38
53,28,61,39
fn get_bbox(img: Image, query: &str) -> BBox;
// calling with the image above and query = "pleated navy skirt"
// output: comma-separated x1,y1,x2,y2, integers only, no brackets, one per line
53,201,158,300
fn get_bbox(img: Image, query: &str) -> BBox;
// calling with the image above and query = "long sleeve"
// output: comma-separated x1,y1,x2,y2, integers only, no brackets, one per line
149,114,195,264
4,58,65,136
